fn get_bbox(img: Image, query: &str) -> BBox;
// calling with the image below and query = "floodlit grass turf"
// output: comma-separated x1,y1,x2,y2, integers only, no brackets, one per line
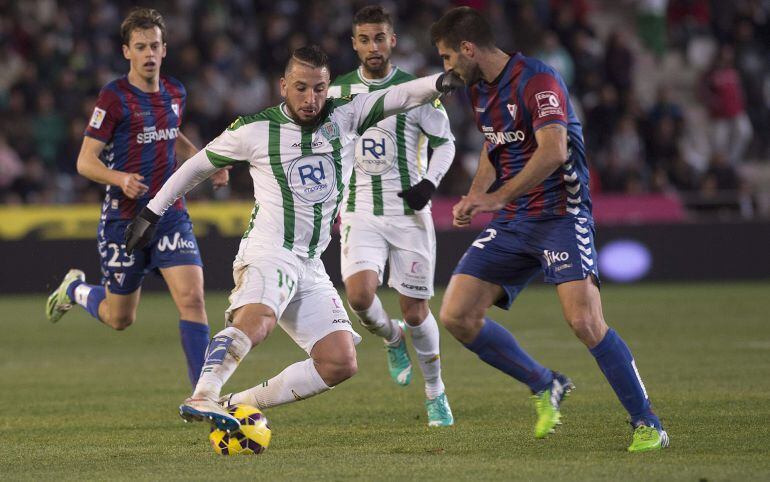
1,282,769,481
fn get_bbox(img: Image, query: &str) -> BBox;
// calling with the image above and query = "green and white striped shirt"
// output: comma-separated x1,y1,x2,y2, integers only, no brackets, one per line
329,67,455,215
147,74,443,258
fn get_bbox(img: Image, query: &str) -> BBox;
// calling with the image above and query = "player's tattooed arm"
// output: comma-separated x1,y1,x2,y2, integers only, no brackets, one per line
458,124,569,219
77,136,148,199
176,132,230,190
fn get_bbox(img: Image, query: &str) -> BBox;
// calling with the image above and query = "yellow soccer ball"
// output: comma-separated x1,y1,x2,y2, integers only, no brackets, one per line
208,404,271,455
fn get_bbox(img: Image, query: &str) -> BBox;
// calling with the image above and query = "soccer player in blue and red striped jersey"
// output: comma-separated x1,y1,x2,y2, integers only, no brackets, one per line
45,8,228,388
430,7,669,452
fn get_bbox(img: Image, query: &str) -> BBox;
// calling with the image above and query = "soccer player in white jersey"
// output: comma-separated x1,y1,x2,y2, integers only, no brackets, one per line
125,46,463,431
327,6,455,427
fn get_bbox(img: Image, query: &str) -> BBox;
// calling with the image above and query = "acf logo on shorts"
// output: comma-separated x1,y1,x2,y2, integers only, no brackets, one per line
355,127,396,176
288,154,337,204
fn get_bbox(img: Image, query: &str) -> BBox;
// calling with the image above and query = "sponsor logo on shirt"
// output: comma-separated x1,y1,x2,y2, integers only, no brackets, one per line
89,107,106,129
535,91,563,118
288,153,337,204
136,126,180,144
355,127,397,175
482,125,525,144
171,102,180,117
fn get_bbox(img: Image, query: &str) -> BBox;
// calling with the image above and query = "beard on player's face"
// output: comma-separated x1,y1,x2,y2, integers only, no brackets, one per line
456,57,482,85
362,53,390,76
285,96,327,127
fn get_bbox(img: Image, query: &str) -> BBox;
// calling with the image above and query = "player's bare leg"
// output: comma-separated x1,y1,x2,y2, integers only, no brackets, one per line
441,274,571,438
180,302,272,432
99,288,142,330
401,294,453,426
345,270,411,385
311,331,358,386
46,270,139,328
557,276,669,451
223,332,356,409
161,265,210,387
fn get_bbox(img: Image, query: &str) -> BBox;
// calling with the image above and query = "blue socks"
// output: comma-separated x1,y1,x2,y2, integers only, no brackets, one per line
67,280,105,320
179,320,210,387
464,318,553,393
590,328,656,424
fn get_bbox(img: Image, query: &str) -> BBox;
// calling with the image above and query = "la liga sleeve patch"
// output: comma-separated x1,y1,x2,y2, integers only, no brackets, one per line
89,107,107,129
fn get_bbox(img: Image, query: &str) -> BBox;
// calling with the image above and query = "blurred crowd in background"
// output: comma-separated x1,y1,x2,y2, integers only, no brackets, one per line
1,0,768,219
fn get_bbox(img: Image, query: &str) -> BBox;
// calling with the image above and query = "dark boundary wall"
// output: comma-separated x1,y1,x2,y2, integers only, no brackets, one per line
3,221,769,294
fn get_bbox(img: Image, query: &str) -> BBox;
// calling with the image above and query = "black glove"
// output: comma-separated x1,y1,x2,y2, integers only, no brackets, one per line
397,179,436,211
125,207,160,255
435,70,464,94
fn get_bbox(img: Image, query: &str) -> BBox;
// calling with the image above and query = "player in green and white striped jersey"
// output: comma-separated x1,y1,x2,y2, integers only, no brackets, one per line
327,6,456,427
125,45,463,432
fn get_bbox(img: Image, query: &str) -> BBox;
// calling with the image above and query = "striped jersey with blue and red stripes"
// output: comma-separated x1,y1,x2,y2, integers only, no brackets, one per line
467,53,592,223
84,75,186,221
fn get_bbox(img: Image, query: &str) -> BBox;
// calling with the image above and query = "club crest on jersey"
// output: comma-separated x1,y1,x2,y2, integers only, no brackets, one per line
535,91,563,118
319,122,340,141
507,103,517,120
354,127,397,175
171,102,180,117
288,153,337,204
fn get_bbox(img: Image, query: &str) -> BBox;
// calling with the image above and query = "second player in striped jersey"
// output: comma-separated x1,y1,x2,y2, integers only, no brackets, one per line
45,8,228,389
327,6,455,427
125,46,462,431
431,7,668,452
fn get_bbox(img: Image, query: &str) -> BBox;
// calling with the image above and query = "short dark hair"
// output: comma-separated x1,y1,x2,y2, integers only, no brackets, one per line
285,45,330,75
352,5,393,33
121,7,166,45
429,6,495,50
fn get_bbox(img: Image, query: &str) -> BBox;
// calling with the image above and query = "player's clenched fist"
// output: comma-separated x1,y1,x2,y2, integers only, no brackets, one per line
210,166,231,190
120,173,149,199
125,207,160,254
452,196,472,227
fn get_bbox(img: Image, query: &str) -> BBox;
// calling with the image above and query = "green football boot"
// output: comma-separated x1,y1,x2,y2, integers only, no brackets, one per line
628,421,670,452
532,372,575,438
425,392,454,427
45,269,85,323
385,320,412,386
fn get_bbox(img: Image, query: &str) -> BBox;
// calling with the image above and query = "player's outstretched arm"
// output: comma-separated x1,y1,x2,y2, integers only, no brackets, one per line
76,136,148,199
125,149,219,253
348,71,462,135
176,131,230,189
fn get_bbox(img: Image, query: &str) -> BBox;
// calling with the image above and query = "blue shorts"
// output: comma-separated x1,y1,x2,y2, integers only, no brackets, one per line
453,217,600,309
97,211,203,294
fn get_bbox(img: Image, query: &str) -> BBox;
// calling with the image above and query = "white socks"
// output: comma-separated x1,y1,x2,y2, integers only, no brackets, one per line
73,284,92,307
408,312,445,400
193,326,252,400
351,295,400,345
229,358,331,409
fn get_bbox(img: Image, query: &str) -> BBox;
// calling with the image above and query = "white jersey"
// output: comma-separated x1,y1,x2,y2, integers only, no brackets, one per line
146,74,443,259
329,67,455,215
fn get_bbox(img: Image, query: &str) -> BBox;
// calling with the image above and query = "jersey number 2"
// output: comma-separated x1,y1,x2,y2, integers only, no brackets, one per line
472,229,497,249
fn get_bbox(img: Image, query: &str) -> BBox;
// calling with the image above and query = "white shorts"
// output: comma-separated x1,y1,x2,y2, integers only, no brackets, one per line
226,241,361,354
340,211,435,299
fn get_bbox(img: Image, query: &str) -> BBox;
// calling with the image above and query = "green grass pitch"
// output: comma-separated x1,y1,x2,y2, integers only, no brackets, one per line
1,282,769,480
